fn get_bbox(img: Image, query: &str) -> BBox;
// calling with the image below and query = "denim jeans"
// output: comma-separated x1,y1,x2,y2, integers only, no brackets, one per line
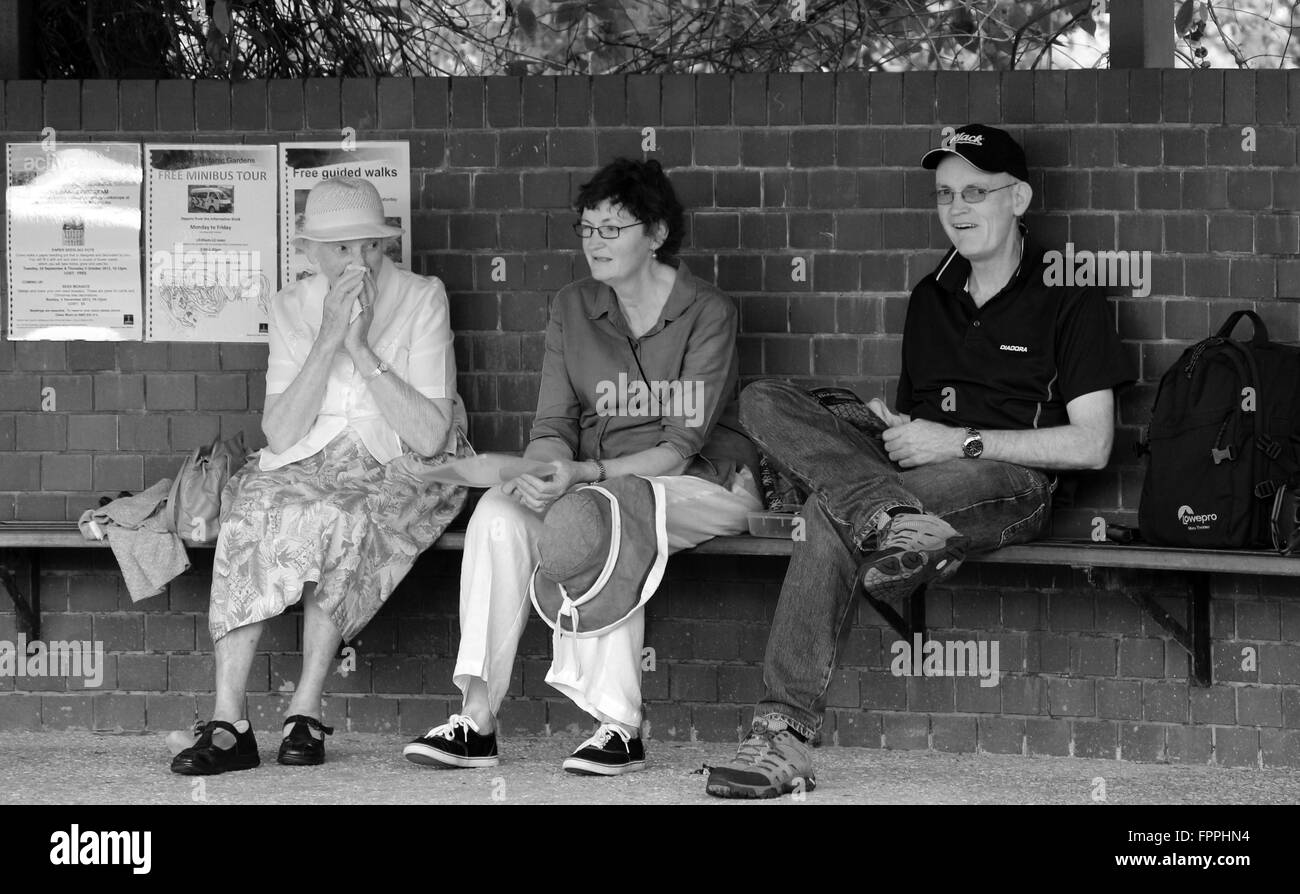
740,380,1053,739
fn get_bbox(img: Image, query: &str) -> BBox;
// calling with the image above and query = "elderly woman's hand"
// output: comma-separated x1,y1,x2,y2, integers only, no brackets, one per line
343,272,377,356
502,460,584,513
319,266,368,349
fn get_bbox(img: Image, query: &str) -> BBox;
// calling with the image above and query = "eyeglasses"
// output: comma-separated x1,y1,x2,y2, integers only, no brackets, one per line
573,221,645,239
933,183,1017,205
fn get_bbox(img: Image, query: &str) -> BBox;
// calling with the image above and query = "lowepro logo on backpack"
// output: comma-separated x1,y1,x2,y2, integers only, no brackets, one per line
1177,505,1218,528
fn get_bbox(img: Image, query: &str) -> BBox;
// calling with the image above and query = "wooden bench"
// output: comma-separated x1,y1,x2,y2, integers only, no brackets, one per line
4,520,1298,686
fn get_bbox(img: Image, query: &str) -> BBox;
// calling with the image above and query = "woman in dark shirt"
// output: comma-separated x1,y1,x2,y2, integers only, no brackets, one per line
403,158,761,776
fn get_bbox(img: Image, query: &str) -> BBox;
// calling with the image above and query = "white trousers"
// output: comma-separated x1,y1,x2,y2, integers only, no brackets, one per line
452,473,761,730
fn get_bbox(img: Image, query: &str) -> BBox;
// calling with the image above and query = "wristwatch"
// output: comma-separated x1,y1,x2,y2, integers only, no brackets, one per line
962,427,984,459
365,360,390,380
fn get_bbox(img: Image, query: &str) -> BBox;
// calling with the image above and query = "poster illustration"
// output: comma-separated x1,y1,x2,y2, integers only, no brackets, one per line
5,141,143,340
279,141,411,288
144,144,278,342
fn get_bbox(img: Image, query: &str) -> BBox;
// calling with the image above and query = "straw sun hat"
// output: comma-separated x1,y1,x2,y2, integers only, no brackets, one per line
295,176,404,243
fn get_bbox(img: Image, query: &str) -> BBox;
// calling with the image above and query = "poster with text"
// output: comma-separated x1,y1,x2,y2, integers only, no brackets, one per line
145,144,278,342
279,141,411,289
5,142,143,340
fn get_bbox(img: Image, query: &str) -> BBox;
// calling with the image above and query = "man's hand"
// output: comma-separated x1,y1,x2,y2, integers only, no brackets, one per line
866,398,911,429
881,419,964,468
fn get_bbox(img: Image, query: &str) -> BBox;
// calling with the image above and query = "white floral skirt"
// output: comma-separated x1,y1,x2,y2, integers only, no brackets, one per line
209,428,469,643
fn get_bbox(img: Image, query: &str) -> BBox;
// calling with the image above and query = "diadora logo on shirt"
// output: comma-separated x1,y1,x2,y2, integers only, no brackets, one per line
1178,504,1218,527
999,344,1029,353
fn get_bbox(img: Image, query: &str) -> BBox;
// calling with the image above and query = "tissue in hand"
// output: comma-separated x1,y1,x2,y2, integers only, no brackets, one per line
346,264,369,320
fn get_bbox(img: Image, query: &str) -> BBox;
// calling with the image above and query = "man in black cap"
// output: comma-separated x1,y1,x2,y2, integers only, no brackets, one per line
706,124,1134,799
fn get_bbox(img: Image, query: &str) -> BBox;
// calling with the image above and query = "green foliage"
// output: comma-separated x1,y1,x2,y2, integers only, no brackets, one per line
30,0,1300,78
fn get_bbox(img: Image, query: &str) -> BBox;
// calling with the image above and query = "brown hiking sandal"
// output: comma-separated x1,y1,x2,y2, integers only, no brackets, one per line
705,717,816,799
857,511,967,607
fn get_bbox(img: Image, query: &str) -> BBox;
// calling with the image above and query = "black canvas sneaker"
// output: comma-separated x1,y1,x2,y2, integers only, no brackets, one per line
562,723,646,776
403,714,499,769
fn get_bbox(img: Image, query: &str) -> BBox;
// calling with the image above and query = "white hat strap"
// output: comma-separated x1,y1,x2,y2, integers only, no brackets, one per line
554,485,621,636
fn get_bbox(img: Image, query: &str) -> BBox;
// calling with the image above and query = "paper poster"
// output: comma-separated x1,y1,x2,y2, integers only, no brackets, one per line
143,144,279,342
279,141,411,289
5,142,143,340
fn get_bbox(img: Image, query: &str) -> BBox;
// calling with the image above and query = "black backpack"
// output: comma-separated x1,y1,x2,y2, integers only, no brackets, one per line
1139,311,1300,549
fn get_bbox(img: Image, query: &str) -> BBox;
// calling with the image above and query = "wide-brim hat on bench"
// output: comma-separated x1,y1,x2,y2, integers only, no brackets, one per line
294,176,404,243
528,475,668,638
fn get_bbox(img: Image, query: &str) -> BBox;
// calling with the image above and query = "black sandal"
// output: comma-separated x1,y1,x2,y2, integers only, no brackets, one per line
277,715,335,766
170,720,261,776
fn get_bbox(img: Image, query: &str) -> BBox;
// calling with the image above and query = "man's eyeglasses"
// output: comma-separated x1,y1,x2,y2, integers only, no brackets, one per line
933,183,1017,205
573,221,645,239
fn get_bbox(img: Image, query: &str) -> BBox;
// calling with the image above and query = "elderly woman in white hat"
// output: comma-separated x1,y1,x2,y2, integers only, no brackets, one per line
171,177,470,775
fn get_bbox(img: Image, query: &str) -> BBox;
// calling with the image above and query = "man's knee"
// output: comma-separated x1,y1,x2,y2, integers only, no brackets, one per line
740,379,804,437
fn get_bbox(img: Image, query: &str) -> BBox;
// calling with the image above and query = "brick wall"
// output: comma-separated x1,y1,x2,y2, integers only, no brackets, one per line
2,72,1299,766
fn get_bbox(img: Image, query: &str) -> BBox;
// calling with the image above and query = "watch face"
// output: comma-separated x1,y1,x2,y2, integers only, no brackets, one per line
963,433,983,458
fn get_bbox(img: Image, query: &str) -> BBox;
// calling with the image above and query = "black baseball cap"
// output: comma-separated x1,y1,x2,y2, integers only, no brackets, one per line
920,124,1029,182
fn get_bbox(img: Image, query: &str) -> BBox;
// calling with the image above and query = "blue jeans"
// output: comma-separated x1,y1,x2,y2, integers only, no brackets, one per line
740,380,1053,738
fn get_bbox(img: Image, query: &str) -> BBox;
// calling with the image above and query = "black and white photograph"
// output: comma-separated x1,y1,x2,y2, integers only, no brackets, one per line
0,0,1295,877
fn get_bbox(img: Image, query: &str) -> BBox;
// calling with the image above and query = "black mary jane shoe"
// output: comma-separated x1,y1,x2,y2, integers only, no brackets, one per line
277,715,335,766
170,720,261,776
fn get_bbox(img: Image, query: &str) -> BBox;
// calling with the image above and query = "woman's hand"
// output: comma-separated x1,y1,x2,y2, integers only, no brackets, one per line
343,271,376,357
502,460,585,513
318,267,367,350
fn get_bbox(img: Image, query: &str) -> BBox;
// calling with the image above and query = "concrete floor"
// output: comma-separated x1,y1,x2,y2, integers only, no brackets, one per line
2,730,1298,805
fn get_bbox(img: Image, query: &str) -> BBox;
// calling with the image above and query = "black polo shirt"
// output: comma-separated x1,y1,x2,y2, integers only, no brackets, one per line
895,235,1134,432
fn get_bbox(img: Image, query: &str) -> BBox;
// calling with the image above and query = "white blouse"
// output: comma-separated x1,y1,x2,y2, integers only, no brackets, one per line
259,256,466,471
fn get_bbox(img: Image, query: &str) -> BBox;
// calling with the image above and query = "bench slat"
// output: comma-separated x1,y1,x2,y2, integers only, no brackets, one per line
0,530,109,549
2,526,1298,576
986,542,1300,575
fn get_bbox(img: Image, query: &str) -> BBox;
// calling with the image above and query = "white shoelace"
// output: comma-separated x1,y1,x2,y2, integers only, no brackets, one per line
577,723,631,751
426,714,479,740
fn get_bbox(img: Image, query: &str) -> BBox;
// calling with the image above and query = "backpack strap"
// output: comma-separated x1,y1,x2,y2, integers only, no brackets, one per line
1216,309,1270,346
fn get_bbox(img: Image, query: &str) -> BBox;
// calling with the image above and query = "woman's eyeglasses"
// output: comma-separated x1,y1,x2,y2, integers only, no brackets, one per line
573,221,645,239
933,183,1016,205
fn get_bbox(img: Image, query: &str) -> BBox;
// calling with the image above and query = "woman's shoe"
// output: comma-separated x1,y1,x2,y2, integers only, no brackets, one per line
562,723,646,776
277,715,335,766
170,720,260,775
403,714,499,768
